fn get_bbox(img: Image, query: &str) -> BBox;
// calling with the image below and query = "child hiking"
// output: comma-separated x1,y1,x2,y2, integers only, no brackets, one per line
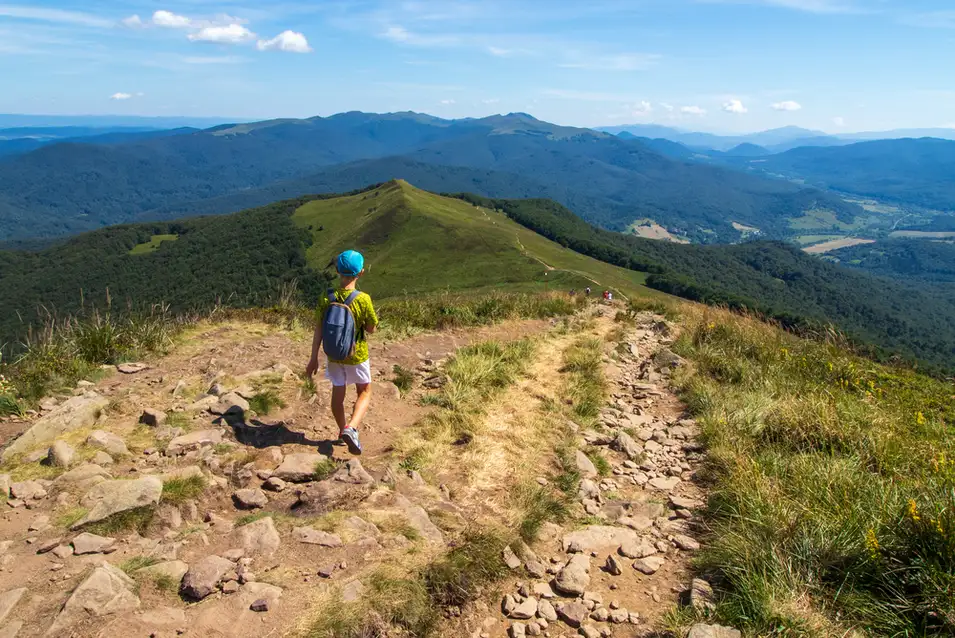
305,250,379,455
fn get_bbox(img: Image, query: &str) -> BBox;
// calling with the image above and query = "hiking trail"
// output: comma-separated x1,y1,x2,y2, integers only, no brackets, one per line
0,304,726,638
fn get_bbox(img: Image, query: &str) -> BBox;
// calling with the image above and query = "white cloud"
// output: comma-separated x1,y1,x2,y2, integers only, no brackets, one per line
697,0,864,15
772,100,803,111
722,99,748,114
660,102,675,112
488,46,510,56
439,99,456,105
122,14,143,28
152,10,191,28
188,24,256,44
379,25,458,46
681,105,707,116
110,92,133,100
832,116,846,127
0,5,113,27
559,53,659,71
482,98,501,104
631,101,653,116
257,30,311,53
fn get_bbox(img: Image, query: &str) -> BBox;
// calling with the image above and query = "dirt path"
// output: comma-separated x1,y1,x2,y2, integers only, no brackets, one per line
0,307,711,638
446,310,708,637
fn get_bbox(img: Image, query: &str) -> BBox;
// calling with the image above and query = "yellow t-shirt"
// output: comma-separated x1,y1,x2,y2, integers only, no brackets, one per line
315,288,378,365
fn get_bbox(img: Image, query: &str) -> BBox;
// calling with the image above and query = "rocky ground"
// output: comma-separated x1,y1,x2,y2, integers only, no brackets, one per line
0,306,740,638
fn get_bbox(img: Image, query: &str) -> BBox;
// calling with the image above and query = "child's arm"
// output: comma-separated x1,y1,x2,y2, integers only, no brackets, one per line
305,322,323,377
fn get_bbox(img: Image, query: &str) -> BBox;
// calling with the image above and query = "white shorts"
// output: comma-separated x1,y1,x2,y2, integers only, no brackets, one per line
325,359,372,387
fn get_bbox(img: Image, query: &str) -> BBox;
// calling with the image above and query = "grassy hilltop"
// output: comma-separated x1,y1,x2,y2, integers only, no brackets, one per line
292,179,647,298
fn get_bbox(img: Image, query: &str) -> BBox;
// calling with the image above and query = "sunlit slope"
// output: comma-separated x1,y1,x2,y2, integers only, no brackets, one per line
292,180,650,298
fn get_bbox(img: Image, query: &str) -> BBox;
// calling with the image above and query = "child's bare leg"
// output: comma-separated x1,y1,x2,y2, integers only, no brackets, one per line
331,385,348,434
348,383,372,431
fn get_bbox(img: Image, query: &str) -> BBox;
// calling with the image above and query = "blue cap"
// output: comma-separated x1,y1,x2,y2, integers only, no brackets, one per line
336,250,364,276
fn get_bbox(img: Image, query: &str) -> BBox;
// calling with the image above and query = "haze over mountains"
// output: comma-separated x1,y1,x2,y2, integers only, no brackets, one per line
598,123,955,153
0,111,867,244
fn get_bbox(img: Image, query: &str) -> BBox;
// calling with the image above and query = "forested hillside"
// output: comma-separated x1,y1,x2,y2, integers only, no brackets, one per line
0,195,330,345
0,112,859,243
733,137,955,210
830,238,955,282
454,193,955,370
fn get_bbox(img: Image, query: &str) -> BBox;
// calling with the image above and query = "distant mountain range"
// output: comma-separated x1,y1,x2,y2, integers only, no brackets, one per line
597,123,955,153
0,111,860,243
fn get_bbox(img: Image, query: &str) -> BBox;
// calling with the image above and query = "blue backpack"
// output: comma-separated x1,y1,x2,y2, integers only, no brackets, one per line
322,289,361,361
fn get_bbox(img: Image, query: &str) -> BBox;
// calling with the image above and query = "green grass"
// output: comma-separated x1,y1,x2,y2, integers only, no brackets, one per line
313,457,339,481
120,556,160,575
249,390,286,415
235,511,271,527
161,475,206,505
671,305,955,637
292,180,648,301
84,507,155,535
518,482,570,542
56,507,89,529
585,448,612,477
561,336,606,424
391,364,415,395
129,234,179,255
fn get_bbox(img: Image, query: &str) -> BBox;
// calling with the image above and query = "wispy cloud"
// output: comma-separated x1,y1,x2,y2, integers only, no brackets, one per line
833,116,846,126
681,105,707,116
559,53,660,71
257,30,312,53
902,11,955,29
772,100,803,111
110,92,133,100
181,55,244,65
631,101,653,116
439,99,456,105
379,25,459,46
0,5,113,28
696,0,869,14
482,98,501,104
544,88,636,102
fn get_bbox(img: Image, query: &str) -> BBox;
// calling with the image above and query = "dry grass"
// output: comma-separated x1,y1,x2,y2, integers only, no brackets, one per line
668,304,955,637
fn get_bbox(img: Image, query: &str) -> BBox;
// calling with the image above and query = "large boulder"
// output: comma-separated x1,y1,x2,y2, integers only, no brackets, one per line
561,525,640,553
687,624,742,638
46,563,140,635
165,430,223,456
612,432,643,459
86,430,130,457
48,441,76,468
232,517,281,557
180,555,234,601
72,476,163,529
71,533,117,555
272,453,326,483
1,392,108,462
56,464,111,484
0,587,27,625
292,460,376,516
554,554,591,596
575,450,597,478
232,488,268,510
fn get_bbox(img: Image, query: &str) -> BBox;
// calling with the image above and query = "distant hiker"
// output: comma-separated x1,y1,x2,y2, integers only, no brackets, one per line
585,287,591,296
603,290,610,300
608,291,614,301
305,250,379,455
570,289,576,296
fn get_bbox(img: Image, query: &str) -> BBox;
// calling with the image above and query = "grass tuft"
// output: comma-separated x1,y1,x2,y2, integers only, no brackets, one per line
391,364,415,395
249,390,286,415
313,457,339,481
161,475,206,505
120,556,159,575
84,506,155,535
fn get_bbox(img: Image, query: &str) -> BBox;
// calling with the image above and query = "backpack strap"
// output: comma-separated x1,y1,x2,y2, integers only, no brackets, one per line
343,290,361,306
326,288,337,304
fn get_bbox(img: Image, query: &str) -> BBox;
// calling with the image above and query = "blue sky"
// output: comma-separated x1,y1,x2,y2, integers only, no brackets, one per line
1,0,953,133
